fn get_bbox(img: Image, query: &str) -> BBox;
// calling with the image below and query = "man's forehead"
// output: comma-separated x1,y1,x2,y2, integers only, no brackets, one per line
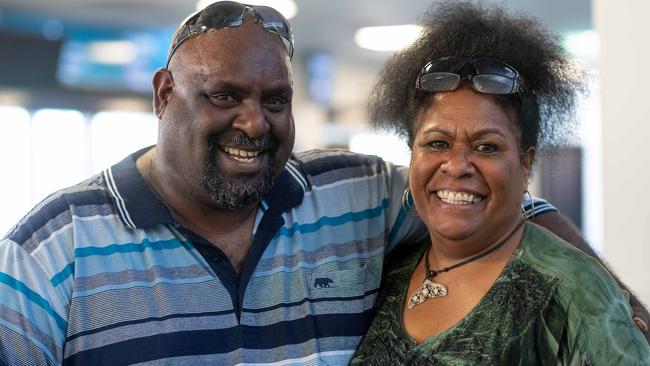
169,25,293,87
165,2,294,68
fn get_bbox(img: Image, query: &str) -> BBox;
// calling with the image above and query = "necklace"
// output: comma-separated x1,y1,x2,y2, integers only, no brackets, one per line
407,220,524,309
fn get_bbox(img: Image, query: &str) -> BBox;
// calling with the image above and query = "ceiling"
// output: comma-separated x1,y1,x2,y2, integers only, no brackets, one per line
0,0,592,116
1,0,592,68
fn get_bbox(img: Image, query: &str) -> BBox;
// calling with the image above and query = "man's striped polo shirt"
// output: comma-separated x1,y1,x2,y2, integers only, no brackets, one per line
0,147,554,365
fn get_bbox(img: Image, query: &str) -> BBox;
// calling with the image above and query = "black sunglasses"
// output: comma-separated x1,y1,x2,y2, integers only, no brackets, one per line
416,57,523,95
166,1,294,68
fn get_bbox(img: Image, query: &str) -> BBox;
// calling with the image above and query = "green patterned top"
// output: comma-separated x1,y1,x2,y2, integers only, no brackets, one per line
351,222,650,365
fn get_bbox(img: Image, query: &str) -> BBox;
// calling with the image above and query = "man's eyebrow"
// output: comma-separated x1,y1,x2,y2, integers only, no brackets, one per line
205,80,246,92
206,80,292,95
264,84,293,96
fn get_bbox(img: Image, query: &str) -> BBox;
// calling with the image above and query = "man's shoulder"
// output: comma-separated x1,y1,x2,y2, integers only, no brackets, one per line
4,173,113,247
293,148,387,168
291,149,396,186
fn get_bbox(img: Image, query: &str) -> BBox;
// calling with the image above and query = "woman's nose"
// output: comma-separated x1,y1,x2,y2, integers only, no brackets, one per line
440,147,475,178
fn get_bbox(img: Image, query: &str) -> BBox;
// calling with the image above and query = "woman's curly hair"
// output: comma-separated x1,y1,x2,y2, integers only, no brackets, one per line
367,0,588,150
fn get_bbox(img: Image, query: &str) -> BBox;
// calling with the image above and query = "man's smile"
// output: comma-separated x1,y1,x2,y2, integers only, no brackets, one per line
221,146,264,163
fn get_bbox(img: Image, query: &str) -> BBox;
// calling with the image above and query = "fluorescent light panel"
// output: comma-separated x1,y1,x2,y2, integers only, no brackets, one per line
355,24,423,52
87,41,137,65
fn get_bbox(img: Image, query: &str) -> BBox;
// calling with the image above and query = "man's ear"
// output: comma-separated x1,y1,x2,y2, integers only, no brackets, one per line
152,68,174,119
521,147,536,188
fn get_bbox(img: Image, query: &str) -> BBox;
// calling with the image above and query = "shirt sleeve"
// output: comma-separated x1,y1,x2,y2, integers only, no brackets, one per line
522,195,558,220
559,259,650,364
0,237,67,365
383,162,428,253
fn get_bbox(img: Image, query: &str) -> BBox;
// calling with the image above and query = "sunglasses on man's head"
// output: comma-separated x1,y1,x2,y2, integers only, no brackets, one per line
416,57,523,95
166,1,294,68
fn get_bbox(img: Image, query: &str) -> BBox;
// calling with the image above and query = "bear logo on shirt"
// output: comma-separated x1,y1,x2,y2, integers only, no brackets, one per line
314,277,334,288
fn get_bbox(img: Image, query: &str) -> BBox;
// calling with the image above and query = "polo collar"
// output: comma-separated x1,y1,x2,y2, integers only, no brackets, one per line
103,146,309,229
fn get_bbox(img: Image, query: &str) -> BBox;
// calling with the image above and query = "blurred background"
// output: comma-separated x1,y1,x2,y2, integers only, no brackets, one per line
0,0,648,305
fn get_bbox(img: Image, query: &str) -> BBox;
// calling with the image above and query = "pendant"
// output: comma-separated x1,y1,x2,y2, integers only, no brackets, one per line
407,279,448,309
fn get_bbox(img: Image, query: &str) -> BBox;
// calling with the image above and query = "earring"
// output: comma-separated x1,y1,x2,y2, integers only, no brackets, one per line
402,188,418,216
521,190,535,221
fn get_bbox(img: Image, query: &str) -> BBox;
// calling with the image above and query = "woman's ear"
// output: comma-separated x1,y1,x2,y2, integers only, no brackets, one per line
521,147,536,187
152,68,175,119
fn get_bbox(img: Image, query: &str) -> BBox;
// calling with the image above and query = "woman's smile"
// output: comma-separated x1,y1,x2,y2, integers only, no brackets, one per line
434,189,485,205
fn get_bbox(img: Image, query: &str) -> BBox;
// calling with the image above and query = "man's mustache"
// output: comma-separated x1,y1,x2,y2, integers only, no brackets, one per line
208,131,278,152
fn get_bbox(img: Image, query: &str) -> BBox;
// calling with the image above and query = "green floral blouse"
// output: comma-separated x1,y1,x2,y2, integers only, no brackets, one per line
351,222,649,365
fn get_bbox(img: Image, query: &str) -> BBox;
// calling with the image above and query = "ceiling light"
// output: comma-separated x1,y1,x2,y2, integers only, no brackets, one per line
355,24,423,52
563,30,599,64
196,0,297,19
87,41,137,65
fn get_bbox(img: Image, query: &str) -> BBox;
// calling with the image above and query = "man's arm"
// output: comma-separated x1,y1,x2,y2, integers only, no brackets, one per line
535,210,649,343
0,237,66,364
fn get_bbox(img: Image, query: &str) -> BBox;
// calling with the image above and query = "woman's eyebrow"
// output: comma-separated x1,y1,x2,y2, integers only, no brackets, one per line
468,128,507,139
420,127,453,137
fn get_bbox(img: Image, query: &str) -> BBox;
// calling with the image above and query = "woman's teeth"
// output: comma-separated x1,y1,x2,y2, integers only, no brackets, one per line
222,147,262,163
436,190,483,205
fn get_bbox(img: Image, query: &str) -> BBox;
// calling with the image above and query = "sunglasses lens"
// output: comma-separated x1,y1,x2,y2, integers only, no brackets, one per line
472,58,518,93
473,74,516,94
416,57,521,95
168,3,247,64
200,2,247,27
254,6,294,57
419,72,461,92
473,58,517,78
167,1,295,66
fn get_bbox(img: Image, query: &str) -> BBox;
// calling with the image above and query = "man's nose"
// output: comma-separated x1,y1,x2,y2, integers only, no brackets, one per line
232,101,270,138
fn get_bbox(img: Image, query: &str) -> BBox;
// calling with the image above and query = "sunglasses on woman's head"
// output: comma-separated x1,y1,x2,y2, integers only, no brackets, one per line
166,1,294,68
416,57,523,95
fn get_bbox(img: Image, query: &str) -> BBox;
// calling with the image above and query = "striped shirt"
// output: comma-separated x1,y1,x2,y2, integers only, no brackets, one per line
0,147,554,365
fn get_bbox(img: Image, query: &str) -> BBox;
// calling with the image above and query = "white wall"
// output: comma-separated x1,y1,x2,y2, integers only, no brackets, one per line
595,0,650,306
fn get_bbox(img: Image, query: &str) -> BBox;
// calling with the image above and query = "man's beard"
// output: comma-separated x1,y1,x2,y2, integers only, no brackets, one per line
202,132,279,210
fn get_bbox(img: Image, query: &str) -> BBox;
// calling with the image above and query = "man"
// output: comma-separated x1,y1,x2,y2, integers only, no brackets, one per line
0,2,646,365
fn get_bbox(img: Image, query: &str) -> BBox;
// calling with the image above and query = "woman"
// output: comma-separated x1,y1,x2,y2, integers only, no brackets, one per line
351,1,649,364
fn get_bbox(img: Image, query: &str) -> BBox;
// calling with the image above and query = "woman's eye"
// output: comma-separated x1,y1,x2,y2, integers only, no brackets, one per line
427,140,449,150
475,143,497,153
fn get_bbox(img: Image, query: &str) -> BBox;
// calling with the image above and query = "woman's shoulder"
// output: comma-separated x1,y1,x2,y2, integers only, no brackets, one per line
519,222,628,310
518,222,650,362
520,222,615,292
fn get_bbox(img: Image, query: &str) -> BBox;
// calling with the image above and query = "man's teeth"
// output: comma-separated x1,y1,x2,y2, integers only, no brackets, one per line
223,147,262,162
436,190,483,205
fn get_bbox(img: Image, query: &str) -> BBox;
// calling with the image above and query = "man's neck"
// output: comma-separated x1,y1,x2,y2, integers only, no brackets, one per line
136,148,258,273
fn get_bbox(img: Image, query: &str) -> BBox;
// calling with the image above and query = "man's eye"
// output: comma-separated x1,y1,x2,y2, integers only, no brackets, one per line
475,143,497,153
265,97,289,112
211,94,238,106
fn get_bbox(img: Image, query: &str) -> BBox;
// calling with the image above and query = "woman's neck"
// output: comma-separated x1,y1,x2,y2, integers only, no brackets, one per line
426,218,525,269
